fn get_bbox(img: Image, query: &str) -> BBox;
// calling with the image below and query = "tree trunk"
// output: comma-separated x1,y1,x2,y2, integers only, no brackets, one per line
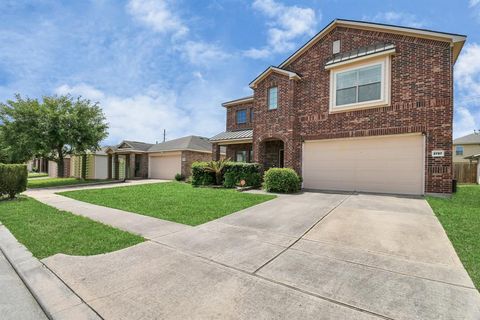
57,158,64,178
215,172,222,185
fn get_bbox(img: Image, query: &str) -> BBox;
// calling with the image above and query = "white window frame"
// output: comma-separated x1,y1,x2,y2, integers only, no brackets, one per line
268,87,278,110
329,56,391,113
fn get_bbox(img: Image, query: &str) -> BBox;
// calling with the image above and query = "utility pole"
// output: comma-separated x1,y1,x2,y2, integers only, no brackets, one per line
163,129,166,142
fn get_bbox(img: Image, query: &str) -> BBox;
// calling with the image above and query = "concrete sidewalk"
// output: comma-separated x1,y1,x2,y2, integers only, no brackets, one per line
0,249,46,320
25,180,189,239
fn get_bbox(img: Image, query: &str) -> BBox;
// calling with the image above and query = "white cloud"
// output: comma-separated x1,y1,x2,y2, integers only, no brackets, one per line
55,83,189,144
454,43,480,138
364,11,426,28
126,0,188,37
243,47,271,59
245,0,318,59
470,0,480,7
179,41,231,66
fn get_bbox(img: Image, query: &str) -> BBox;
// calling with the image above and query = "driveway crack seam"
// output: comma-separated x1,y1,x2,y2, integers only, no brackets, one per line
149,239,391,319
252,193,354,275
41,261,105,320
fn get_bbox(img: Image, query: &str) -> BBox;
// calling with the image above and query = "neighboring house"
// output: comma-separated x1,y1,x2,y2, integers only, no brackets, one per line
106,136,215,180
211,19,466,195
48,157,71,178
70,148,109,180
453,132,480,163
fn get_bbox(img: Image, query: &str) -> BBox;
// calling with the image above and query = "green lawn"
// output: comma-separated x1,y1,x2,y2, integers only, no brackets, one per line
59,182,276,226
28,172,48,178
28,177,103,189
0,197,143,259
427,185,480,289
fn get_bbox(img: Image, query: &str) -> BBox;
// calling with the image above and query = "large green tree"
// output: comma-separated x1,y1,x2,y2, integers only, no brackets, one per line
0,94,108,177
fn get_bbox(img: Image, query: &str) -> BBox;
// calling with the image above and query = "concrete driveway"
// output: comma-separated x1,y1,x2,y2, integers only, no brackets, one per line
42,191,480,319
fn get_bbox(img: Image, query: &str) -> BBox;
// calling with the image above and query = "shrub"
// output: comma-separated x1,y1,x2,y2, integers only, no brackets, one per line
0,164,28,199
174,173,185,181
223,162,262,188
192,160,263,188
191,162,215,186
203,159,228,185
263,168,301,193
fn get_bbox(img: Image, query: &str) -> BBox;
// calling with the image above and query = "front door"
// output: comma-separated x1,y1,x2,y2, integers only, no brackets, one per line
279,149,284,168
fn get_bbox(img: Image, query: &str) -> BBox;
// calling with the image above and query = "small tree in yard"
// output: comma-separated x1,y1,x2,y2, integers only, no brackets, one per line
203,159,228,185
0,94,108,177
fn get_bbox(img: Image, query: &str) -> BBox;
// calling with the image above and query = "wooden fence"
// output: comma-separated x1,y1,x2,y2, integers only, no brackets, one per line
454,162,478,183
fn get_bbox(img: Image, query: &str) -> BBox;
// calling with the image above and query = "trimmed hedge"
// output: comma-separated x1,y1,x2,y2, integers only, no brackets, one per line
191,161,262,188
0,164,28,199
263,168,301,193
223,162,262,188
191,162,215,186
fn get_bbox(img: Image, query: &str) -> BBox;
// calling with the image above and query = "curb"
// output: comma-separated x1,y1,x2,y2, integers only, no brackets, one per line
0,224,101,320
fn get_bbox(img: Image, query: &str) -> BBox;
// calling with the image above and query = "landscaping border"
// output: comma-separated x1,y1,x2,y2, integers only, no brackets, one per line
0,223,101,320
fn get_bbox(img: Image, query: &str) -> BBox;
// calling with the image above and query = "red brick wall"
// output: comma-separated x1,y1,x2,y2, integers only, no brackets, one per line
225,143,252,162
181,151,212,178
252,26,454,194
226,101,254,131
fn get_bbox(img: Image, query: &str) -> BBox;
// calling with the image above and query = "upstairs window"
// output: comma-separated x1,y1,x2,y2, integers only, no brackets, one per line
236,109,247,124
456,145,464,156
329,56,390,112
268,87,278,110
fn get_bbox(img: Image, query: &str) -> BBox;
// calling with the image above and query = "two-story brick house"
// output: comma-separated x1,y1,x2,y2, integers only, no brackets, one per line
211,19,466,196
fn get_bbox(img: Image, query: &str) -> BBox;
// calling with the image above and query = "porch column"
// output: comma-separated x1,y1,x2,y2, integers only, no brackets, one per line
212,143,220,161
246,144,252,163
129,154,136,178
107,154,112,179
113,154,119,180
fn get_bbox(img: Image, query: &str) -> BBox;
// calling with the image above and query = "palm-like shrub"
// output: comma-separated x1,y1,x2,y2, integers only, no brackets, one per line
203,158,229,185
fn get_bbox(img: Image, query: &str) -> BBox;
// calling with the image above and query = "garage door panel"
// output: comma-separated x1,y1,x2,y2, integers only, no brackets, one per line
303,135,424,195
149,155,181,180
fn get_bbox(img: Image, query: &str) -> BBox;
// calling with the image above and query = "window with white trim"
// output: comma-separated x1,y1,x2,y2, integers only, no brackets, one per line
268,87,278,110
330,56,390,112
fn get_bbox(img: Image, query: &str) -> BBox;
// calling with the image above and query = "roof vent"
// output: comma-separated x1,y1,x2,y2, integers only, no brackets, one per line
332,40,341,54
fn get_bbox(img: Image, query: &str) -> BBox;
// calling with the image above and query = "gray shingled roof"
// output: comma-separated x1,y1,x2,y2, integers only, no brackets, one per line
326,43,395,66
148,135,212,153
210,129,253,142
453,133,480,145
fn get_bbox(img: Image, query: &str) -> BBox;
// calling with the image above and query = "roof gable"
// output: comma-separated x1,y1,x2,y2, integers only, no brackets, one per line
278,19,466,69
249,66,301,89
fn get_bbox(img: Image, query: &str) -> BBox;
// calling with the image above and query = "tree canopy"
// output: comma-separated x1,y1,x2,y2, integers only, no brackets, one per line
0,94,108,176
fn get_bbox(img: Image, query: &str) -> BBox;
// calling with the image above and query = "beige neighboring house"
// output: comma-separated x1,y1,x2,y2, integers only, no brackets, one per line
48,157,71,178
453,132,480,163
70,148,109,180
148,136,214,180
106,135,221,180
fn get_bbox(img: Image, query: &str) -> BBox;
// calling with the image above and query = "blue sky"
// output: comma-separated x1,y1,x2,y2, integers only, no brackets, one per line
1,0,479,145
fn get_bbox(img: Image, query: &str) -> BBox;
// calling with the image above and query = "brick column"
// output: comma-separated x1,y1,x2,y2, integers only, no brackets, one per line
107,154,112,179
212,143,220,161
113,154,119,180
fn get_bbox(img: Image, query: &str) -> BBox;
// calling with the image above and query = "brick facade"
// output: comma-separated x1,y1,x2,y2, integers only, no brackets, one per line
181,151,212,178
226,101,254,131
221,25,458,194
